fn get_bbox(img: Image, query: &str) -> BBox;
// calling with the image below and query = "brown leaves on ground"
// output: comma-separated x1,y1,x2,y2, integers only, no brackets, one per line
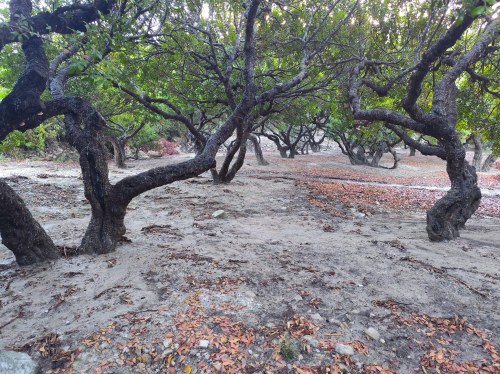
304,180,500,217
287,315,318,337
374,300,500,373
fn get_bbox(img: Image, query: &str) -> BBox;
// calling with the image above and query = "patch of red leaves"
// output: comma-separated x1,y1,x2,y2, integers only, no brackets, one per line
304,180,500,217
374,300,500,373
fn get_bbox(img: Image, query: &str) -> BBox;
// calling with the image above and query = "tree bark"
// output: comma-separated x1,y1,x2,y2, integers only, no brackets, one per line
426,143,481,241
0,180,59,265
248,134,269,165
481,154,497,172
108,136,127,168
409,146,416,156
63,103,126,254
469,134,483,171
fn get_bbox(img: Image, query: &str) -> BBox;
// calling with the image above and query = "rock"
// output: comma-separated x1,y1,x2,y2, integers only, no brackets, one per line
0,351,38,374
163,339,173,348
137,150,150,159
365,327,381,340
212,210,225,218
293,295,303,302
213,362,222,371
310,313,323,321
147,150,162,158
303,335,320,348
199,339,210,348
354,211,366,218
335,344,354,356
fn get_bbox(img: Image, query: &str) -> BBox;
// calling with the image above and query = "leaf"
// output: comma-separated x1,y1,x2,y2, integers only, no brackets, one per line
470,6,486,17
185,364,192,374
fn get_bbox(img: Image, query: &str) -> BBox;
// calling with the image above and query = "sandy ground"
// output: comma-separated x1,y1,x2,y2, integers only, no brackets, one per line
0,149,499,373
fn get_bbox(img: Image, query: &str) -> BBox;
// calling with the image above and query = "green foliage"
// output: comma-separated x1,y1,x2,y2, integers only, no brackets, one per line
0,123,59,154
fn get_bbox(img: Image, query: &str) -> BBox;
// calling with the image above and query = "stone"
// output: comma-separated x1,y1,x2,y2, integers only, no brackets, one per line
212,210,225,218
310,313,323,321
163,339,173,348
303,335,319,348
365,327,381,340
293,295,303,302
137,150,150,160
335,344,354,356
0,351,38,374
213,362,222,371
199,339,210,348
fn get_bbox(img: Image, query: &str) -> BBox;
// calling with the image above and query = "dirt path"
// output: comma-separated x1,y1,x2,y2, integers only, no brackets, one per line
0,151,499,373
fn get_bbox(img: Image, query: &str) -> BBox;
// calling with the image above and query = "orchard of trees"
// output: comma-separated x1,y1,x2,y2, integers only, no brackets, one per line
0,0,498,265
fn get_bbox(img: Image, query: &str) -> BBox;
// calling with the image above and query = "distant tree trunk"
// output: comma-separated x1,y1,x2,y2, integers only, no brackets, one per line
370,144,384,167
0,180,59,265
279,147,288,158
349,144,368,165
426,142,481,241
481,154,497,172
248,134,269,165
387,145,400,169
469,134,483,171
108,137,127,169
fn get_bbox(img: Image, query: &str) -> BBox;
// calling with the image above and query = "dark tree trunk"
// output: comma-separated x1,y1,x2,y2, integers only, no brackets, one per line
348,145,368,165
426,144,481,241
248,134,269,165
108,137,127,169
64,103,127,254
481,154,497,172
470,134,483,171
279,147,288,158
409,146,416,156
370,144,384,167
0,180,59,265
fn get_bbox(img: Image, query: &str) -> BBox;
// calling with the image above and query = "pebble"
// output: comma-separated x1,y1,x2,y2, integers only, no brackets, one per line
213,362,222,371
163,339,172,348
199,339,210,348
335,343,355,356
293,295,303,302
0,350,38,374
303,335,319,348
310,313,323,321
212,210,225,218
365,327,381,340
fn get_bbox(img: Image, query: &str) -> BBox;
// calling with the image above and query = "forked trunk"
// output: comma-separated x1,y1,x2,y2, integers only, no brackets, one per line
481,154,497,172
109,137,127,169
248,134,269,165
470,134,483,171
65,109,127,254
0,180,59,265
426,145,481,241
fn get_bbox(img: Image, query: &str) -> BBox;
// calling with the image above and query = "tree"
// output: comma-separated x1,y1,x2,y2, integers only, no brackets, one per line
349,0,499,241
0,0,261,262
0,0,116,264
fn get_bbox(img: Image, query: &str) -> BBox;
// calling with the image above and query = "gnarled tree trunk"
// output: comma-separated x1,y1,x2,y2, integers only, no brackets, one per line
108,136,127,169
481,154,497,172
0,180,59,265
64,102,127,254
468,134,483,171
426,144,481,241
248,134,269,165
